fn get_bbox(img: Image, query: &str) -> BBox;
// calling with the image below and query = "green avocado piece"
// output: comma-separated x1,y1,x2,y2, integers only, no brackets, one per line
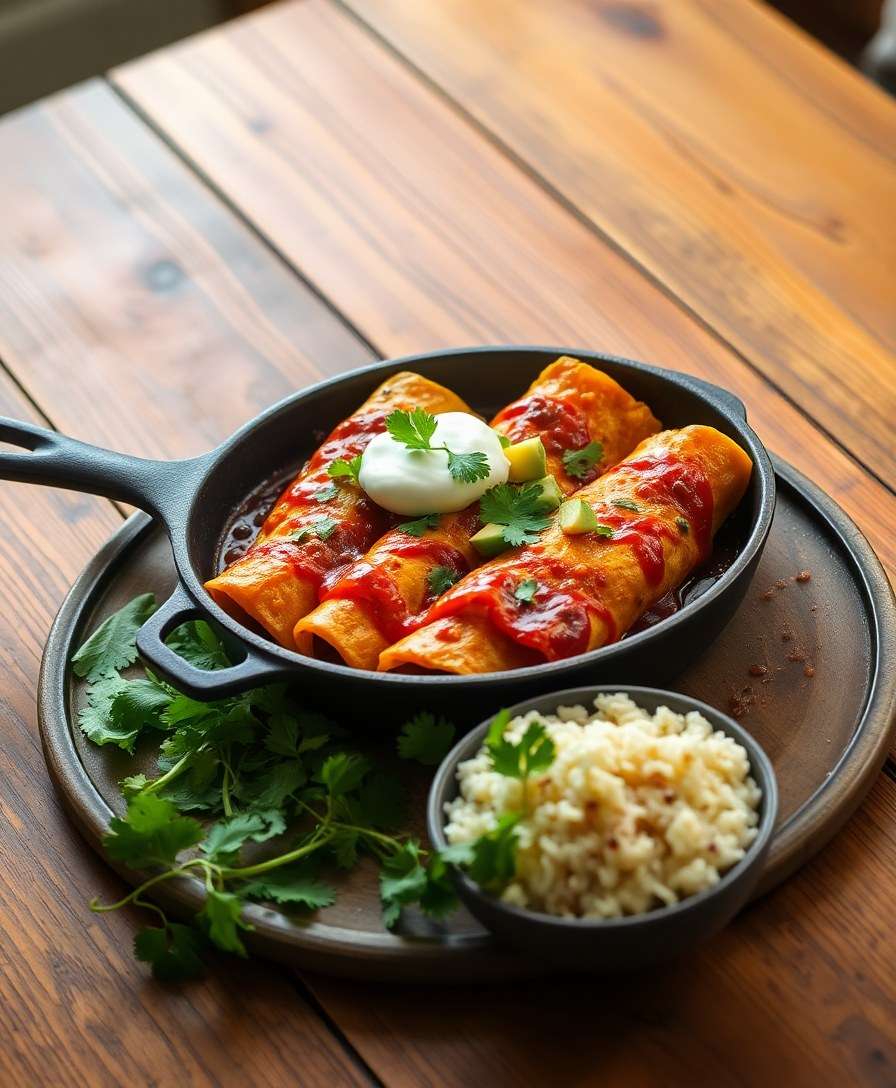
470,522,511,558
530,474,564,512
505,436,547,482
558,498,599,535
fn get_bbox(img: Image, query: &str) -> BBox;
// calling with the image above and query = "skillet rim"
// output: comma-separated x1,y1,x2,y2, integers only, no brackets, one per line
170,345,776,688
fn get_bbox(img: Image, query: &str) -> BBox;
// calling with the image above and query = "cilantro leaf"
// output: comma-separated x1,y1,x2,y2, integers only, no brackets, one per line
417,852,460,919
201,812,267,864
486,717,555,781
397,712,456,766
398,513,440,537
379,841,428,928
676,517,690,534
71,593,156,682
479,483,551,548
120,773,149,798
293,516,338,542
327,454,363,483
314,483,339,503
463,812,521,892
427,565,460,596
612,498,641,512
240,760,306,809
78,675,139,751
240,864,336,911
386,407,438,450
513,578,539,604
319,752,371,796
446,449,490,483
198,889,251,956
165,620,229,671
109,676,171,734
594,524,614,538
103,794,203,869
134,923,205,982
562,440,603,480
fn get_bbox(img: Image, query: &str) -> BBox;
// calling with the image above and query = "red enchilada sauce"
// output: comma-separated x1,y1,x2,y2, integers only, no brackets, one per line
322,533,472,644
218,409,395,585
426,452,714,661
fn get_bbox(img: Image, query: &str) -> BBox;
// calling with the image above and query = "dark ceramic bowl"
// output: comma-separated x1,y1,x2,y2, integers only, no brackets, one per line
0,346,775,724
427,685,778,972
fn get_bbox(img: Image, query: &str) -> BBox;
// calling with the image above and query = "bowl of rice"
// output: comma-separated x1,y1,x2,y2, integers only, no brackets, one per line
427,687,777,971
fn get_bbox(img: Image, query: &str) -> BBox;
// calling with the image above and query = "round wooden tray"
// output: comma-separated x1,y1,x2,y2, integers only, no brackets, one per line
39,458,896,981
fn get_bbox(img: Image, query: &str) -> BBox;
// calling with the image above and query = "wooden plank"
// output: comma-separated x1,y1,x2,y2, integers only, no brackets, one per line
333,0,896,485
112,0,896,586
0,374,369,1088
0,80,373,460
311,769,896,1087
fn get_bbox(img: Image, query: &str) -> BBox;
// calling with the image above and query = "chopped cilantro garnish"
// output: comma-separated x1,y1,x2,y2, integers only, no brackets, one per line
313,483,339,503
327,454,362,483
562,440,603,480
386,408,491,484
293,516,338,542
612,498,641,512
594,524,615,538
513,577,539,604
427,564,460,596
398,513,440,537
676,517,689,534
479,483,551,547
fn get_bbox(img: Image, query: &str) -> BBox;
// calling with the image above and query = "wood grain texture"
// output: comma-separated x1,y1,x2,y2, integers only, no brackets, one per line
111,0,896,587
0,374,369,1088
0,80,373,460
310,771,896,1088
336,0,896,485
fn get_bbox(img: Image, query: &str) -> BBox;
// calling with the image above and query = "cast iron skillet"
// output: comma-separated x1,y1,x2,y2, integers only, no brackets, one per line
0,347,775,722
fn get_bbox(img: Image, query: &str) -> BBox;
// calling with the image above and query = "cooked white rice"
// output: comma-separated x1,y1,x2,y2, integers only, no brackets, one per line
444,692,761,918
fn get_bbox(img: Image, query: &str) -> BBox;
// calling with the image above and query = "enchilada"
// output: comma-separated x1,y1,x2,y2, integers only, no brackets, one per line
378,425,752,674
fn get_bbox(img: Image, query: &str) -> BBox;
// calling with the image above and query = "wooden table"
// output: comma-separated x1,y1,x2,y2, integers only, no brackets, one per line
0,1,893,1083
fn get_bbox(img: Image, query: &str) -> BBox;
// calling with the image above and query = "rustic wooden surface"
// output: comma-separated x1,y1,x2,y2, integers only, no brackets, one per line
0,0,893,1083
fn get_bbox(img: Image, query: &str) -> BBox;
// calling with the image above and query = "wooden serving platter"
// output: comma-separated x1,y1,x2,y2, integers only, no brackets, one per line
39,459,896,981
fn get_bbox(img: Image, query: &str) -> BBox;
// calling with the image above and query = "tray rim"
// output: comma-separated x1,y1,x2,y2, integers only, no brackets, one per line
37,457,896,980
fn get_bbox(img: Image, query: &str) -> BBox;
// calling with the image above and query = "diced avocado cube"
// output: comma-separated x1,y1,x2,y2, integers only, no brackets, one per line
530,474,563,512
558,498,599,535
505,436,547,482
470,522,511,558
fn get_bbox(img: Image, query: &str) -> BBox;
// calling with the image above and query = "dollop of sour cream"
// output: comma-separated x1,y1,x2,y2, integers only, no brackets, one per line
359,412,509,516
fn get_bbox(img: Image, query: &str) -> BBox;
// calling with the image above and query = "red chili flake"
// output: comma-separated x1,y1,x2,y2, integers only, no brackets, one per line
795,570,812,583
760,589,775,602
775,578,788,590
781,631,793,642
729,686,755,719
804,664,816,678
663,791,676,803
787,650,805,663
748,664,768,677
607,837,619,850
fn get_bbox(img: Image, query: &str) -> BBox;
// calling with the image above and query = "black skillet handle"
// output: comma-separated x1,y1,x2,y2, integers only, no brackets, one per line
136,585,291,699
0,417,205,527
678,377,747,421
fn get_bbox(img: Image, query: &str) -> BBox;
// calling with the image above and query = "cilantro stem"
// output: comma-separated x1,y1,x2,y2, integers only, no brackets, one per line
219,827,335,880
221,757,233,819
142,750,195,796
89,857,210,913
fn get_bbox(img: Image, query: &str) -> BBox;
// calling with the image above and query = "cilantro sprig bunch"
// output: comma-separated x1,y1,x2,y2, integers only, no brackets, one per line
74,598,556,980
386,408,491,484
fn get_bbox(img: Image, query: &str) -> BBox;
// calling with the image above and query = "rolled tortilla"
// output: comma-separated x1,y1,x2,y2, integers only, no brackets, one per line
205,372,471,650
379,425,752,674
296,357,661,667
